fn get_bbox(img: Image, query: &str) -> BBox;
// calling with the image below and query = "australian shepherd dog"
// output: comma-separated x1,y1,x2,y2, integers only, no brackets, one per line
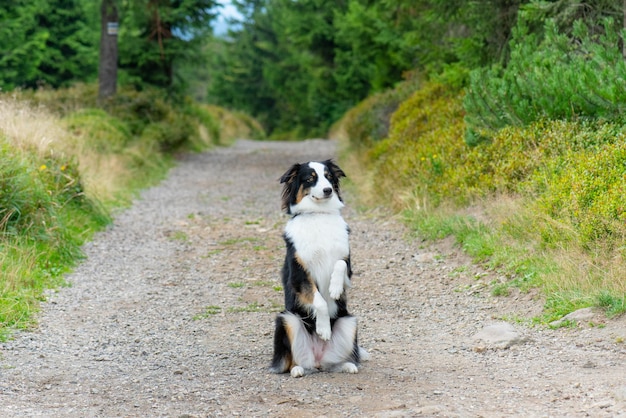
270,159,367,378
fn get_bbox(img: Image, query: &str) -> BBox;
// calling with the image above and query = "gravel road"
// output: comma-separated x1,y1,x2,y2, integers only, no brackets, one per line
2,139,626,417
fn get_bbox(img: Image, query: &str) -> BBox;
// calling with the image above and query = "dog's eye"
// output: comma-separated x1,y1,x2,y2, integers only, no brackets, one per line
306,177,315,183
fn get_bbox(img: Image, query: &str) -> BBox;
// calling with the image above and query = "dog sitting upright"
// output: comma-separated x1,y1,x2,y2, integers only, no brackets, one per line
270,159,366,378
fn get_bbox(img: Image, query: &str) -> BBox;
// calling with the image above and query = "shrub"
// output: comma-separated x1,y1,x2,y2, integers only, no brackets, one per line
464,18,626,141
357,77,626,251
368,82,466,208
64,109,131,153
536,137,626,245
334,76,422,150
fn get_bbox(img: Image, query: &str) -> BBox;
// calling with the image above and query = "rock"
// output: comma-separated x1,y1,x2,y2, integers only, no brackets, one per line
549,307,595,327
472,322,528,349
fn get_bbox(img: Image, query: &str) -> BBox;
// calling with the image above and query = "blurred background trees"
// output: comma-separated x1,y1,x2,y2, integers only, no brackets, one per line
0,0,624,137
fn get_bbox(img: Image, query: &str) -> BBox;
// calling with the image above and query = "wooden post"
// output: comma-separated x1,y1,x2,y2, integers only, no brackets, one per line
98,0,118,100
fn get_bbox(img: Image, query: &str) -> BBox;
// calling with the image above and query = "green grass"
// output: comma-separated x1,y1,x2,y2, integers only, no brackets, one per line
219,237,260,246
1,140,111,339
597,291,626,318
228,282,246,289
193,305,222,320
227,301,282,313
403,202,626,323
228,280,282,291
168,230,189,243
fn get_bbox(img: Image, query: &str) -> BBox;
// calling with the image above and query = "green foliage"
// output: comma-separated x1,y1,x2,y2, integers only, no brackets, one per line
340,74,626,320
535,130,626,245
0,0,217,94
366,82,466,208
208,0,433,138
465,17,626,137
65,109,132,153
0,139,110,336
333,1,428,93
118,0,218,90
597,291,626,318
520,0,622,35
428,0,528,69
58,86,222,153
334,76,422,150
0,0,98,90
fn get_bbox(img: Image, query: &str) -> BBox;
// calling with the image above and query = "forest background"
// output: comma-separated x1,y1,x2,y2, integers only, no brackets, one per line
1,0,626,337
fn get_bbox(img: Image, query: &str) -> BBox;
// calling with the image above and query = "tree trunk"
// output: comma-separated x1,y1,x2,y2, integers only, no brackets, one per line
623,0,626,60
98,0,118,100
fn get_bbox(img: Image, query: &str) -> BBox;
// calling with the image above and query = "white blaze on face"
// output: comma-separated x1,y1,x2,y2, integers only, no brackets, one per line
308,162,333,200
289,161,344,215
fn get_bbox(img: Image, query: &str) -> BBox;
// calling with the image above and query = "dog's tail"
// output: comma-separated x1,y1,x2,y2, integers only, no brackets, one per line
270,313,294,374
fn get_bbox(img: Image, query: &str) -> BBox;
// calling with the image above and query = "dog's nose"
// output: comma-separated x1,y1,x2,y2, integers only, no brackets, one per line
323,187,332,197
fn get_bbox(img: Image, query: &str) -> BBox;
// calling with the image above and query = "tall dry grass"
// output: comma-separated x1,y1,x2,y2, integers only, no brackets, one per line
0,95,141,205
0,96,69,155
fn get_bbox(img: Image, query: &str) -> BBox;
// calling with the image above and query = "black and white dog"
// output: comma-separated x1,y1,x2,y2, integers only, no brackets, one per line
270,159,367,378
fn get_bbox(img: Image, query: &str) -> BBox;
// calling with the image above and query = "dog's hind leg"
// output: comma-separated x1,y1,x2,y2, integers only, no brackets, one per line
337,362,359,374
321,315,361,373
277,312,318,377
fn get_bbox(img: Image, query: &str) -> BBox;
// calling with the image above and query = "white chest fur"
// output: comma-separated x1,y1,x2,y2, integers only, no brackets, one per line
285,212,349,296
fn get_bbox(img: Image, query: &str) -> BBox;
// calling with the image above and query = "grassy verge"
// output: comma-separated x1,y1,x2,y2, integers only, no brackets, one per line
0,85,264,339
333,78,626,323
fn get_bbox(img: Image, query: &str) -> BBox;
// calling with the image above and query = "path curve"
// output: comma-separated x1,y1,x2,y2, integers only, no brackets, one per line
2,139,626,417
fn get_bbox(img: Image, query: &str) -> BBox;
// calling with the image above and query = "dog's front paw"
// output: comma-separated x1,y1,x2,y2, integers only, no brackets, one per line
290,366,305,378
330,261,347,299
329,280,344,300
316,322,332,341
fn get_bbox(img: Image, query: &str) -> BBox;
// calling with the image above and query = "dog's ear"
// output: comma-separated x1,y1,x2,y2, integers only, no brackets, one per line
280,163,300,184
280,163,301,214
323,159,346,179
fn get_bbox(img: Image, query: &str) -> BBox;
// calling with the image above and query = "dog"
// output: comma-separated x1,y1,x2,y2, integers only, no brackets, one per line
270,159,367,378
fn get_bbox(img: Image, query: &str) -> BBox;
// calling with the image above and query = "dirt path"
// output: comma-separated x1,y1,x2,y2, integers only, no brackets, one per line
2,139,626,417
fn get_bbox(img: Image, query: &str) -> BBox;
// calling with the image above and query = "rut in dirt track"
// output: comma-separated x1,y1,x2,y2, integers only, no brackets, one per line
1,139,626,418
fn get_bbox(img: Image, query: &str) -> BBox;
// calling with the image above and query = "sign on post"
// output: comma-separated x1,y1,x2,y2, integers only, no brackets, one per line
107,22,118,36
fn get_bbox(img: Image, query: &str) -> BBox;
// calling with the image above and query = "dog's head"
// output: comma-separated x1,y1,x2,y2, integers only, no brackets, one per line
280,160,346,215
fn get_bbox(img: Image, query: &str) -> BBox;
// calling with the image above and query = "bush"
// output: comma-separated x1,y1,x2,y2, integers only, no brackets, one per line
367,82,466,208
64,109,132,153
464,18,626,141
354,79,626,250
342,74,626,321
536,135,626,245
334,76,422,150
